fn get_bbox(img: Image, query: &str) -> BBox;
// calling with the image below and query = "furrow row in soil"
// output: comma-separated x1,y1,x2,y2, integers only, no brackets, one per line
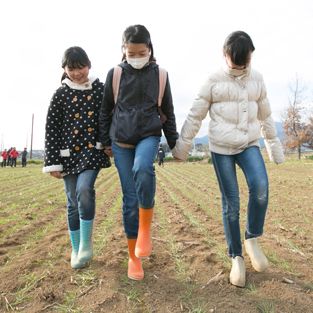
0,169,124,312
0,163,312,313
159,165,313,284
0,168,120,269
156,165,313,312
0,168,119,246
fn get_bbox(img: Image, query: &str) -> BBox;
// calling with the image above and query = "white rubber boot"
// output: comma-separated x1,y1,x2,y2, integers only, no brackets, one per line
230,256,246,287
244,237,269,272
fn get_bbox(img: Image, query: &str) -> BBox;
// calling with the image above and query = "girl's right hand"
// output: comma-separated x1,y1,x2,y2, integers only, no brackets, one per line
173,156,181,162
50,171,63,179
104,146,114,158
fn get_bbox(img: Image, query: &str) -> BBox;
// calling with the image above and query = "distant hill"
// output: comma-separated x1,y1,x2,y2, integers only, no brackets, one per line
161,122,284,148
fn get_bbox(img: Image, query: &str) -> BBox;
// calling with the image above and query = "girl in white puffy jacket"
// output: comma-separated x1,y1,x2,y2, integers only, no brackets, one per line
172,31,284,287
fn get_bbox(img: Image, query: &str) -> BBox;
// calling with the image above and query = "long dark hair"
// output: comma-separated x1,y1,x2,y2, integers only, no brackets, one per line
223,31,255,66
61,46,90,82
121,25,155,62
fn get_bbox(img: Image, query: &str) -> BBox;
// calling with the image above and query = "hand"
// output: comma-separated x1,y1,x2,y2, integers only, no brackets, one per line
173,156,181,162
50,171,63,179
104,146,114,158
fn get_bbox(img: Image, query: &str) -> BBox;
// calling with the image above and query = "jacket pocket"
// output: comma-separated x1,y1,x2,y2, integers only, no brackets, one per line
142,109,162,134
60,149,70,157
113,106,138,143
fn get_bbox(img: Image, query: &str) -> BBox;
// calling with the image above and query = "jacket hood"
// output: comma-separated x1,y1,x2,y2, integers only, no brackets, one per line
118,61,159,73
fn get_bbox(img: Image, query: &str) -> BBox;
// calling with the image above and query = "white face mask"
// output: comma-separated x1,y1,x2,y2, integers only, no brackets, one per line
126,55,150,69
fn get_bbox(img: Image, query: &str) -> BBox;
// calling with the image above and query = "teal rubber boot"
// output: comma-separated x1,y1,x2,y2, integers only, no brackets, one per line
78,219,94,263
69,230,85,268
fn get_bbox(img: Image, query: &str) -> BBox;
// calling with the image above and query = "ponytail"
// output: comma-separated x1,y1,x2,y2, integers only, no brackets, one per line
148,42,156,62
61,72,67,83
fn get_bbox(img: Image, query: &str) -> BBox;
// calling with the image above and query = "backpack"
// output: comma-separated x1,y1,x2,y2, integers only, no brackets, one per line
110,65,167,123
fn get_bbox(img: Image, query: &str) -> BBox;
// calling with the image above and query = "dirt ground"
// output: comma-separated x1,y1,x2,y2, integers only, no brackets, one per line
0,157,312,312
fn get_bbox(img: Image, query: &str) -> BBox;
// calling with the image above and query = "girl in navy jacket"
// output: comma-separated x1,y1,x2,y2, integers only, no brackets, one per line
99,25,178,280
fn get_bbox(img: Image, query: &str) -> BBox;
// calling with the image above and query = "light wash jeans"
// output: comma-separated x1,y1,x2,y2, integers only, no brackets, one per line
63,169,100,231
111,136,160,239
211,146,269,257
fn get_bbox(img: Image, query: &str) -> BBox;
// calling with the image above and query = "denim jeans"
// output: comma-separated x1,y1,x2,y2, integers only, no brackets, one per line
112,136,160,239
211,146,269,258
63,169,100,231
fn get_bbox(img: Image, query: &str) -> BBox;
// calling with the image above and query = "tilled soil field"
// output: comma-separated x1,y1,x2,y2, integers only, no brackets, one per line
0,157,312,312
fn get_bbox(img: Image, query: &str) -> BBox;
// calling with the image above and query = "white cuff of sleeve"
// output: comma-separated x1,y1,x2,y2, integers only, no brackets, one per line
42,164,63,174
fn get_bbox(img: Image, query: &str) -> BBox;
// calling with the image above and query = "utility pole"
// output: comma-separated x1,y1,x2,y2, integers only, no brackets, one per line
30,114,34,159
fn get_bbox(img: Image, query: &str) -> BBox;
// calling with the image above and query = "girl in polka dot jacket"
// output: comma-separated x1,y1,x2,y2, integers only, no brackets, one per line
43,47,111,269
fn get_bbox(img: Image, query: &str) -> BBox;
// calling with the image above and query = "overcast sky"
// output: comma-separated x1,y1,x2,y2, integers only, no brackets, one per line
1,0,312,150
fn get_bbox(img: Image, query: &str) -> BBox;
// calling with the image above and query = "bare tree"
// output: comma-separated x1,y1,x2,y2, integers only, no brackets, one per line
281,74,310,159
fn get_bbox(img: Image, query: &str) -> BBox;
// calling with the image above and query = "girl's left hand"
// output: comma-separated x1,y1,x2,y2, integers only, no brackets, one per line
104,146,114,158
50,171,63,179
173,156,181,162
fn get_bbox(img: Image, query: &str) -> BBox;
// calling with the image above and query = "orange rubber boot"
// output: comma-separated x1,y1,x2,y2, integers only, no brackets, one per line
135,207,154,259
127,239,144,281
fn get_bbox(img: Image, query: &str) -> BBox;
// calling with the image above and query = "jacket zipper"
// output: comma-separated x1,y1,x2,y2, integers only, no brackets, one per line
138,70,142,137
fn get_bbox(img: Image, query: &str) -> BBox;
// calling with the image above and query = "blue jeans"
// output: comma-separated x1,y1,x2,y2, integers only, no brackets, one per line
211,146,269,258
112,136,160,239
63,169,100,231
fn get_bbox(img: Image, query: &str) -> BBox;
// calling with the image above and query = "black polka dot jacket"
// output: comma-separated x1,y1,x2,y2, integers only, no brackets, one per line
43,76,111,175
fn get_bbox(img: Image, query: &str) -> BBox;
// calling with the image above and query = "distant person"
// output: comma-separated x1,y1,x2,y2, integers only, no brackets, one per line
99,25,178,281
157,145,165,167
9,147,19,167
7,147,12,167
21,148,28,167
172,31,285,287
1,149,7,167
43,46,111,269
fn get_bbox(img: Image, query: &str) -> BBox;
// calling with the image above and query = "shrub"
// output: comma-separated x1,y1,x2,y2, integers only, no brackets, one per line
186,156,204,162
27,159,44,165
155,156,210,163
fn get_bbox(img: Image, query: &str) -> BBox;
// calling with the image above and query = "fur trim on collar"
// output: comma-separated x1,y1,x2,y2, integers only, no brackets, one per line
62,76,98,90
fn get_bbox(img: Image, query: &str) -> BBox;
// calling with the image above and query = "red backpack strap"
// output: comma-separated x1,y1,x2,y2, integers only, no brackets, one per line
158,67,167,123
110,66,122,115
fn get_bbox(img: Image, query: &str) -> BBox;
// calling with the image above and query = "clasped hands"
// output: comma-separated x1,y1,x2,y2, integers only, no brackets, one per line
104,145,181,161
104,146,114,158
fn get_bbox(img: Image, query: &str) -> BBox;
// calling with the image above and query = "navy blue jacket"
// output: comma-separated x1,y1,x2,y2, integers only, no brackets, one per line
98,62,178,149
157,147,165,160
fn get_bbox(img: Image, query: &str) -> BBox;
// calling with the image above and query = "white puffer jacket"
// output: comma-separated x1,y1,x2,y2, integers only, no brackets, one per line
172,63,285,164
